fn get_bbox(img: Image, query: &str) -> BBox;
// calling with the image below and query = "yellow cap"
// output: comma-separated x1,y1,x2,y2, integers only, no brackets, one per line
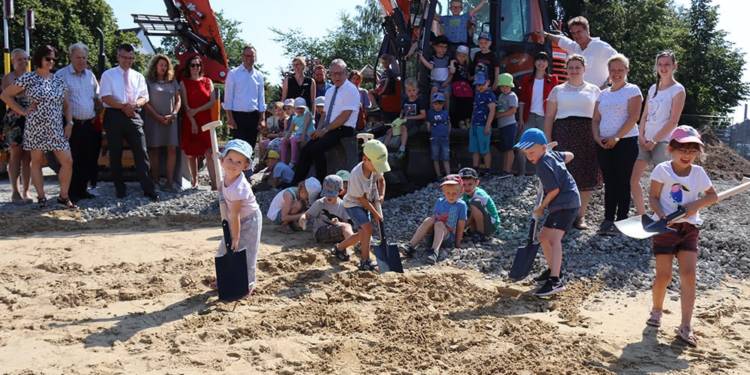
362,140,391,174
266,150,280,159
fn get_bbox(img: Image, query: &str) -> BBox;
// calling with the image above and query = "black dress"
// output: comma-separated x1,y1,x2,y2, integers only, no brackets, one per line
286,75,313,109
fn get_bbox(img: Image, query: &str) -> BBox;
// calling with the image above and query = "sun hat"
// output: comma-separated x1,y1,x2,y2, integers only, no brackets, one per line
362,139,391,174
458,167,479,179
335,169,350,181
266,150,280,160
221,139,254,163
304,177,322,201
670,125,703,145
431,92,446,103
497,73,515,88
315,96,325,106
283,98,294,107
440,174,463,186
294,97,307,109
321,175,344,197
514,128,548,150
456,45,469,55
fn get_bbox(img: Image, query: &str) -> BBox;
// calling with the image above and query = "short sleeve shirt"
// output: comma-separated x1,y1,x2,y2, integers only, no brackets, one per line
222,174,259,219
471,51,499,86
596,83,641,139
536,151,581,211
441,13,472,44
650,162,712,225
462,187,501,232
428,109,450,138
431,55,451,82
548,82,601,120
272,161,294,184
305,197,351,232
471,89,497,126
343,162,382,208
557,36,618,87
433,198,468,239
323,80,361,128
644,83,685,142
496,91,519,127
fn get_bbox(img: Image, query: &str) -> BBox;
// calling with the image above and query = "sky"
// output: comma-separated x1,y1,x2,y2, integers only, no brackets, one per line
108,0,750,123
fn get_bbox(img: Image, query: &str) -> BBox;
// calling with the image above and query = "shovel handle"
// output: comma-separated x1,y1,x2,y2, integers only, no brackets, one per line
717,177,750,201
378,221,387,244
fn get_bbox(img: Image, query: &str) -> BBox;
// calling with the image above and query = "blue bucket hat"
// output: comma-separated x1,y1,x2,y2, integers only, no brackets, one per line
221,139,254,162
514,128,548,150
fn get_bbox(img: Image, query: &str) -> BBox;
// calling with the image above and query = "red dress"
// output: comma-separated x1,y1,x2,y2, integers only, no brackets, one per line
181,77,213,157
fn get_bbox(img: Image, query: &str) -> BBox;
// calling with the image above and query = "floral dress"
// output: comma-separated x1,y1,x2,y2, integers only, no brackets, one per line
1,72,29,148
15,72,68,151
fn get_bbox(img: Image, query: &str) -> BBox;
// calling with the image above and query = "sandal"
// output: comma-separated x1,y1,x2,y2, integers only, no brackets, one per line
57,196,78,209
358,259,376,272
331,246,350,261
677,325,698,347
38,197,47,208
573,217,589,230
646,310,662,327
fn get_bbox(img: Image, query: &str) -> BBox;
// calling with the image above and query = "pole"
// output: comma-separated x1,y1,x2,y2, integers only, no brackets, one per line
2,0,13,74
24,9,32,71
95,27,105,79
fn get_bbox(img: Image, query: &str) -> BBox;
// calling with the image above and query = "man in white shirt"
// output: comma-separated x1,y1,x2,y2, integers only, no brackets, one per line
292,59,360,184
100,44,158,201
541,16,617,88
55,42,101,202
223,44,266,149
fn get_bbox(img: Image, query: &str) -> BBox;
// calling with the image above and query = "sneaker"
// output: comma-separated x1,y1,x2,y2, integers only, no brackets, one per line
395,150,406,159
470,232,488,243
533,268,551,283
597,220,620,236
401,244,417,258
534,278,566,297
426,249,438,265
358,259,376,272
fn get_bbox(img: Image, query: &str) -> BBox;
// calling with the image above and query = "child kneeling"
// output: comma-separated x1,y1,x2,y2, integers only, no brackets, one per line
298,174,355,244
266,177,321,233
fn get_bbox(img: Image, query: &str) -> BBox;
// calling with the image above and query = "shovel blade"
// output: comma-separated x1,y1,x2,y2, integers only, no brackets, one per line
615,215,662,239
509,243,540,281
374,243,404,273
214,249,249,301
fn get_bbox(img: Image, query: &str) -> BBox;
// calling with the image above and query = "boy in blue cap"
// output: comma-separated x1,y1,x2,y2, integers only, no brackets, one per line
469,72,496,175
515,128,580,297
428,92,451,178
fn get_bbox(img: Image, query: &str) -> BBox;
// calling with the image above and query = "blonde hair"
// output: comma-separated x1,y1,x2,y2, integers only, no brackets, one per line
292,56,306,67
567,16,589,31
146,54,174,82
272,101,284,110
607,53,630,69
404,77,418,89
566,54,586,67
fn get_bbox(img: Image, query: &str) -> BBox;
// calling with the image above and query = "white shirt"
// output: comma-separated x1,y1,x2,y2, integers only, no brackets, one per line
650,162,712,225
100,66,148,108
530,78,545,116
221,173,259,219
322,79,360,129
558,36,618,88
343,162,381,208
548,82,601,120
644,83,685,142
55,65,99,120
223,64,266,113
596,83,642,139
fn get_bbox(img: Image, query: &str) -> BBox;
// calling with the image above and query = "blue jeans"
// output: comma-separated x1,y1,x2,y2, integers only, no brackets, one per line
430,136,450,161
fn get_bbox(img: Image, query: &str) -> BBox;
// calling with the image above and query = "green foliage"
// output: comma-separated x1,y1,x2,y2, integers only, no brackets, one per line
160,10,247,68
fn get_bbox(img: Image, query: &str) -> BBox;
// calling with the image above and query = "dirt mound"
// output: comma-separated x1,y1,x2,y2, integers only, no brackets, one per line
700,130,750,180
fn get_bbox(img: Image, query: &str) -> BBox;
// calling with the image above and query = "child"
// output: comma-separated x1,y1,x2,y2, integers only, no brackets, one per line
263,150,294,188
281,97,315,167
266,176,321,234
469,72,496,174
314,96,326,127
216,139,262,293
258,101,285,160
332,140,390,271
458,167,500,241
369,54,399,122
471,32,499,89
495,73,519,175
336,169,350,198
298,174,355,244
449,45,474,129
437,0,487,50
350,70,371,129
384,78,426,159
515,128,580,297
418,35,452,97
646,126,717,347
427,92,451,178
402,174,467,264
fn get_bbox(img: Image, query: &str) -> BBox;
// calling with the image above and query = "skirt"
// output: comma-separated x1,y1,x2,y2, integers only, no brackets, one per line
551,116,602,191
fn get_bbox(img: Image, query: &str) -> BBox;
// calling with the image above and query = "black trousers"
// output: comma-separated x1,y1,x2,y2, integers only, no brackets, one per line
231,110,260,148
69,119,101,198
104,109,155,195
292,126,354,184
597,136,638,221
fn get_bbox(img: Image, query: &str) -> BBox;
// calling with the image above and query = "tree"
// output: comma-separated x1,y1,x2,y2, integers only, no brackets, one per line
160,10,248,68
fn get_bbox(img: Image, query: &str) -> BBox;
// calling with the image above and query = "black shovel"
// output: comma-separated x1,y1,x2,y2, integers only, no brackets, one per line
374,222,404,273
509,181,544,281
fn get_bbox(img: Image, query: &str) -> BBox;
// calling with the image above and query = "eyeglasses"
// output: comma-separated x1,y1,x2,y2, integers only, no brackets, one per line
44,57,56,62
190,64,201,68
674,147,700,155
118,55,135,60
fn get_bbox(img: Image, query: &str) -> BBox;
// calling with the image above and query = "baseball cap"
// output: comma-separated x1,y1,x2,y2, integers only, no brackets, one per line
315,96,325,106
670,125,703,145
294,97,307,109
478,32,492,41
335,169,350,181
474,72,487,86
514,128,548,150
304,177,322,201
266,150,280,160
431,92,446,103
497,73,514,88
221,139,253,165
456,45,469,55
321,175,344,197
283,98,294,107
362,139,391,174
458,167,479,179
440,174,463,186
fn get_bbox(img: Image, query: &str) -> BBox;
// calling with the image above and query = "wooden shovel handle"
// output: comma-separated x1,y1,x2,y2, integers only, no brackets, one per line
717,177,750,201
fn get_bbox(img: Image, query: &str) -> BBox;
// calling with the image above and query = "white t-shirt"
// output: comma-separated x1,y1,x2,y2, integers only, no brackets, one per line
650,161,713,225
322,79,361,129
530,78,545,116
596,83,642,139
644,82,686,142
266,187,297,221
548,82,601,120
558,36,618,88
343,162,381,208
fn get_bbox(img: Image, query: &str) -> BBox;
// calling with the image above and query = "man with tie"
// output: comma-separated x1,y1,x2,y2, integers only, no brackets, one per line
100,44,158,201
292,59,360,184
224,44,266,149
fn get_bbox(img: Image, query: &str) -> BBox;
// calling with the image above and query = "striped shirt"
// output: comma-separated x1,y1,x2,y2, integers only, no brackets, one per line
55,65,99,120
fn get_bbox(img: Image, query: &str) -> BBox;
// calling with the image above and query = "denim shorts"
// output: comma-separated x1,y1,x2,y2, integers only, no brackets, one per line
346,206,371,228
430,136,450,161
469,125,491,155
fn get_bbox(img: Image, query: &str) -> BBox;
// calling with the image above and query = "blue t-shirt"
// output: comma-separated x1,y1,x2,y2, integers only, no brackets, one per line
536,151,581,212
292,109,315,139
272,161,294,184
472,89,497,127
434,198,468,240
428,109,450,138
440,13,472,44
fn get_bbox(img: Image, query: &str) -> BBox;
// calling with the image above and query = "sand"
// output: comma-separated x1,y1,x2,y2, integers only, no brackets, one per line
1,217,749,374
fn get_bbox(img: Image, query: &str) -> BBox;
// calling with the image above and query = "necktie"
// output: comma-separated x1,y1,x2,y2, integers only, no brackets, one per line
323,85,339,128
123,68,133,104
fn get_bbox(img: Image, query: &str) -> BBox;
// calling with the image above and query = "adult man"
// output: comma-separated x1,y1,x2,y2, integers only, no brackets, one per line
292,59,360,184
55,43,101,202
313,64,332,98
100,44,158,201
541,16,617,88
224,44,266,149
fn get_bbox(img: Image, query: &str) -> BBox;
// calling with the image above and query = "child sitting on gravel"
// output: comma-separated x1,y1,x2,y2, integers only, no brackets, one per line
458,167,501,241
332,140,389,271
402,174,467,264
646,126,717,348
298,175,354,244
263,150,294,188
515,128,579,297
266,176,321,234
216,139,263,293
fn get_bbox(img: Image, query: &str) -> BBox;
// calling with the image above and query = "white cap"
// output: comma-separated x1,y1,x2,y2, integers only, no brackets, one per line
315,96,325,106
294,97,307,109
456,45,469,55
304,177,321,201
283,98,294,107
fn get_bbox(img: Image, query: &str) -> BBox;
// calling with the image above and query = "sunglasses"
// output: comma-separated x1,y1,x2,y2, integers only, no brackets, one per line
190,64,202,68
44,56,56,62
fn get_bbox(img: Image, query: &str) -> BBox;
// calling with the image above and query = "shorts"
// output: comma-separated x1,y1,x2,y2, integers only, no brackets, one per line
346,206,372,228
543,208,578,231
637,141,670,165
467,200,497,235
496,123,517,152
314,224,345,243
652,222,699,254
431,80,450,93
469,125,490,155
430,136,450,161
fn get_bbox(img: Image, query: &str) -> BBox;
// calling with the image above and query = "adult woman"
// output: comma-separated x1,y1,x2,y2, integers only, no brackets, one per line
592,54,642,235
631,51,685,215
281,56,316,111
1,49,32,203
544,54,601,229
143,54,181,192
0,45,74,208
517,51,559,175
180,55,217,189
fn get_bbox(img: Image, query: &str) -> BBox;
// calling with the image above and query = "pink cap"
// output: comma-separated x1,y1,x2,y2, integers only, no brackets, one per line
670,125,703,145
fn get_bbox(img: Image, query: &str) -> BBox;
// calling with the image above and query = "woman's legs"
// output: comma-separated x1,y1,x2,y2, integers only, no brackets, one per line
188,156,198,187
8,144,22,199
630,159,649,215
204,150,217,190
53,149,73,199
29,150,46,199
578,191,593,222
651,254,674,313
166,146,177,187
148,147,161,184
20,149,31,198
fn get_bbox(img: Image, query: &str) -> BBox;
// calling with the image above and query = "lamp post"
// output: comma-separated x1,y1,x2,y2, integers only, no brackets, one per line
3,0,14,74
24,8,33,71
